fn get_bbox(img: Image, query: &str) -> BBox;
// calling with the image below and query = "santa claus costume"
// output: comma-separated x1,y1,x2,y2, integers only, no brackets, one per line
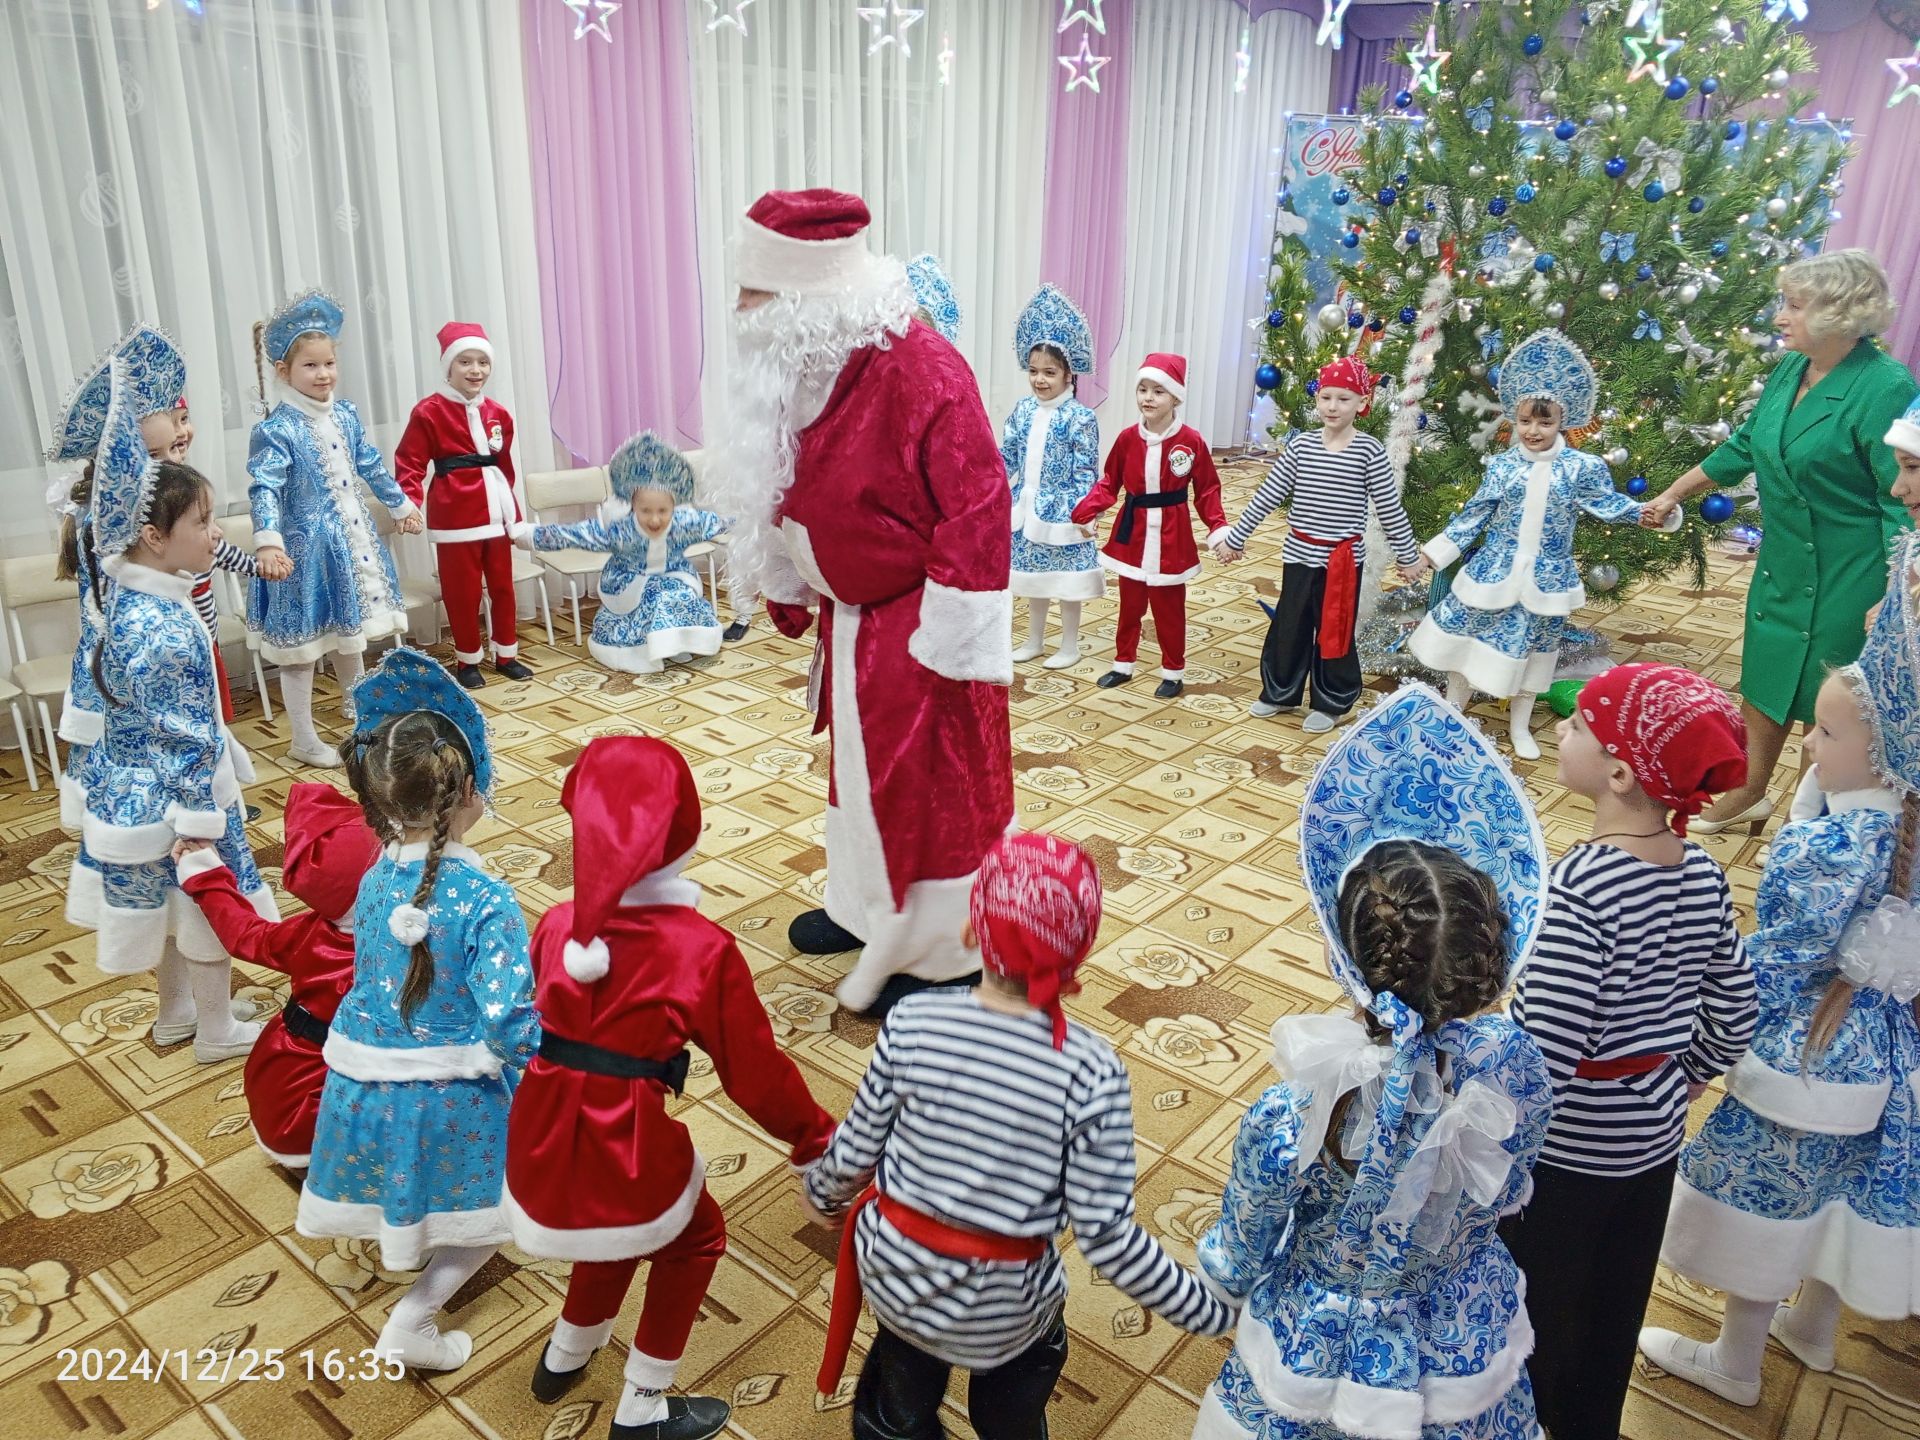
507,737,834,1440
394,321,534,688
707,188,1014,1017
1071,354,1229,698
176,783,380,1168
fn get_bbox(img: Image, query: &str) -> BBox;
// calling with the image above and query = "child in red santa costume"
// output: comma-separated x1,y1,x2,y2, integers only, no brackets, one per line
394,322,534,690
1071,354,1229,698
506,736,835,1440
173,783,381,1168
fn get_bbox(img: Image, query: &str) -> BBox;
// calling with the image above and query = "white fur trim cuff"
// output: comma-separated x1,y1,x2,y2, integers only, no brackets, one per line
504,1160,705,1262
734,214,874,296
255,530,286,551
1887,416,1920,457
1422,535,1464,570
907,579,1014,685
322,1030,502,1082
1727,1050,1890,1136
1205,527,1235,549
1138,366,1187,402
389,501,421,522
564,937,611,982
165,802,229,841
58,698,104,746
174,848,228,884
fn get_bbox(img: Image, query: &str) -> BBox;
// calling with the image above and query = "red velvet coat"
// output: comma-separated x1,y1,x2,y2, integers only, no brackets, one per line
505,889,835,1261
1072,422,1228,586
179,859,355,1168
394,391,526,544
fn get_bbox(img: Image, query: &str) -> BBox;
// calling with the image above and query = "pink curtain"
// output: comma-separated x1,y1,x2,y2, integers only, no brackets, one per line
521,0,703,463
1808,15,1920,371
1039,0,1134,409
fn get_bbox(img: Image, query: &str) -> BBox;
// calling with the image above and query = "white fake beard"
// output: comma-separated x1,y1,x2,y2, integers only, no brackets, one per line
708,263,916,604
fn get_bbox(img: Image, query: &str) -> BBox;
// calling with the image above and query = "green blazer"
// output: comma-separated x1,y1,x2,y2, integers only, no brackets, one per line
1701,338,1916,724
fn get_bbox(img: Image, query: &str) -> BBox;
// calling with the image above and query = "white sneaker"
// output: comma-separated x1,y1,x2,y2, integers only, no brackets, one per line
1042,649,1080,670
376,1317,474,1373
1769,1307,1836,1373
1637,1328,1760,1407
1011,639,1046,662
1303,710,1339,734
154,1001,258,1048
1248,700,1293,718
287,739,344,769
193,1019,264,1064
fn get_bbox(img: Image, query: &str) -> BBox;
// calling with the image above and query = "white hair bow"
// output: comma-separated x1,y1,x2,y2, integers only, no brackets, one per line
1269,1013,1396,1175
1378,1078,1519,1250
1838,897,1920,1004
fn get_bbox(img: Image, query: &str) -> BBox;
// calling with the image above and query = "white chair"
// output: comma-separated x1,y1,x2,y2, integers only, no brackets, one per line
371,503,445,646
524,466,611,646
209,512,275,721
0,676,40,791
1,554,78,773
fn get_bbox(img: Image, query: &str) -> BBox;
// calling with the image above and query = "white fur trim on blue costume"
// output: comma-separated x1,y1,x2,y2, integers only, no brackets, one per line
322,1030,503,1082
1726,1050,1891,1136
58,695,103,746
296,1190,510,1274
165,802,229,842
504,1158,705,1262
907,578,1014,685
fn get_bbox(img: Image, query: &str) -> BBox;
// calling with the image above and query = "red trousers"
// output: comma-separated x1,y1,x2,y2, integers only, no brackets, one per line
1114,577,1187,678
438,536,519,664
559,1188,726,1363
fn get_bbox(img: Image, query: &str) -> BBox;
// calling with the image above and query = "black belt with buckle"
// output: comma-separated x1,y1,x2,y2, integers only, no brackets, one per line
281,999,330,1047
537,1033,691,1095
1113,486,1190,545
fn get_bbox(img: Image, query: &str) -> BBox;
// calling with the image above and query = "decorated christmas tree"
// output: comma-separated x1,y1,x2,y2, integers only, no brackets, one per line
1254,0,1845,599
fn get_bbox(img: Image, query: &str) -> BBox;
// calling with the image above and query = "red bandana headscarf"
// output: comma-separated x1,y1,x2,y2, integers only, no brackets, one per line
1317,356,1375,415
970,832,1104,1049
1577,663,1748,835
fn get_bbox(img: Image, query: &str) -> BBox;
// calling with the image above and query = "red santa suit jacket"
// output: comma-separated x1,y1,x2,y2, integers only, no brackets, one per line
504,886,835,1261
394,390,528,544
177,852,355,1168
1072,422,1228,586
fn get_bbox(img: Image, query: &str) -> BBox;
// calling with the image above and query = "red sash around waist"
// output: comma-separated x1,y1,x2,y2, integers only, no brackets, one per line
1291,530,1359,659
817,1187,1050,1394
1574,1052,1674,1079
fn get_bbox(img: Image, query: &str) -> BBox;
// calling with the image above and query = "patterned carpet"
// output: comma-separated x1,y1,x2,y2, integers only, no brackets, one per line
0,460,1914,1440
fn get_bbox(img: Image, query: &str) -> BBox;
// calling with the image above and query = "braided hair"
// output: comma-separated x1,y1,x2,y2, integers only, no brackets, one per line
1337,839,1511,1041
54,464,96,584
344,711,474,1024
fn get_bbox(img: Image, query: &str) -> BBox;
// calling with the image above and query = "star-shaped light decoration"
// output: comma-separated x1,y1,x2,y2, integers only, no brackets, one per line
938,31,955,85
1890,42,1920,107
856,0,925,57
563,0,619,42
1623,15,1683,84
1234,20,1253,93
701,0,756,34
1058,0,1108,34
1059,33,1112,93
1762,0,1808,22
1318,0,1354,49
1406,25,1452,96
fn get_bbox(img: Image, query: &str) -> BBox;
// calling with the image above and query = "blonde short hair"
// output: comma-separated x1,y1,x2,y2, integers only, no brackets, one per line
1777,248,1897,341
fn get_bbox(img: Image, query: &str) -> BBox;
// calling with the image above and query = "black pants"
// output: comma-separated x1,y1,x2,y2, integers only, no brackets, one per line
1499,1157,1677,1440
851,1315,1069,1440
1259,562,1361,715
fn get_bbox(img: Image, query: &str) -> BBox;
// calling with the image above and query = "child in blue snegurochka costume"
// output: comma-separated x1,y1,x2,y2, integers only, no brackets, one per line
247,289,425,771
48,323,192,834
1640,528,1920,1407
1409,329,1673,762
522,431,729,675
1002,284,1104,670
292,649,538,1375
64,353,276,1065
1193,684,1555,1440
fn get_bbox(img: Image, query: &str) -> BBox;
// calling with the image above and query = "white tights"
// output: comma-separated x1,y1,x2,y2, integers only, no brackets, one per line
280,652,367,754
1013,599,1082,663
155,942,252,1045
1445,671,1539,757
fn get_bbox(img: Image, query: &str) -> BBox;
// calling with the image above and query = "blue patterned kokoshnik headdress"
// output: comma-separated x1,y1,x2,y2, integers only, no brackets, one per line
88,357,164,558
906,254,963,344
262,288,346,364
1013,283,1095,376
47,322,188,462
1496,327,1599,430
609,431,696,505
348,647,496,799
1843,531,1920,798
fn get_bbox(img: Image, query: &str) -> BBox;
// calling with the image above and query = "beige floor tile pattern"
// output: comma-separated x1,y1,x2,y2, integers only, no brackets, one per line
0,461,1914,1439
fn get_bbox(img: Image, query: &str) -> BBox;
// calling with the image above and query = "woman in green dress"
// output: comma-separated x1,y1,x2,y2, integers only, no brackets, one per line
1643,249,1916,832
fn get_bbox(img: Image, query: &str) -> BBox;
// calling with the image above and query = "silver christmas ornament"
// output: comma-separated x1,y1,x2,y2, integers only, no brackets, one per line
1540,87,1557,103
1747,378,1766,397
1768,67,1790,87
1677,283,1700,304
1598,280,1621,301
1709,420,1732,442
1470,362,1488,378
1606,446,1630,466
1317,303,1348,330
1765,196,1790,219
1544,301,1566,320
1472,68,1487,84
1408,264,1425,279
1586,563,1620,593
1469,163,1487,178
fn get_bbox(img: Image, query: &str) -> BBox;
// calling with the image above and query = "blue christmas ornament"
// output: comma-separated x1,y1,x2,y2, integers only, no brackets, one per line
1636,262,1655,281
1256,363,1282,391
1725,120,1743,141
1516,183,1536,203
1306,379,1321,397
1416,412,1429,430
1405,227,1422,246
1579,6,1592,22
1523,31,1544,54
1394,89,1414,108
1342,230,1360,248
1488,195,1509,217
1626,474,1649,496
1665,76,1691,100
1710,239,1729,258
1700,75,1719,95
1369,318,1386,332
1348,311,1366,328
1425,200,1437,214
1332,187,1351,206
1688,196,1706,213
1399,306,1418,324
1533,253,1556,273
1267,310,1286,329
1377,186,1399,207
1605,155,1628,179
1554,119,1578,141
1700,492,1736,524
1643,180,1666,202
1395,173,1410,187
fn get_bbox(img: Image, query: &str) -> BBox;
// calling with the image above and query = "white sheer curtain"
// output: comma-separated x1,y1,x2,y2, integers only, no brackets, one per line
686,0,1055,434
0,0,548,556
1107,0,1331,447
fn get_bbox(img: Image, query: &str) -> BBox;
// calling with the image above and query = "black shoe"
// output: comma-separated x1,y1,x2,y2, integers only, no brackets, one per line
610,1396,731,1440
857,970,984,1021
456,664,487,690
530,1349,596,1404
1155,679,1184,699
245,805,263,822
1096,670,1131,689
723,620,751,642
496,659,535,682
788,908,863,955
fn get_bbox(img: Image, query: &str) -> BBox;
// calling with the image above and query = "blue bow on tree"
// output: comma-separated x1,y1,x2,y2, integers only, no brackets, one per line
1480,327,1504,360
1467,98,1495,132
1479,225,1520,259
1599,229,1638,262
1633,309,1664,341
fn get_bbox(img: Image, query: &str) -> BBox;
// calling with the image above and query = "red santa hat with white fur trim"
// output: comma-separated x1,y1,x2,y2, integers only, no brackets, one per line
734,188,877,297
1138,352,1187,403
559,736,705,983
437,321,493,375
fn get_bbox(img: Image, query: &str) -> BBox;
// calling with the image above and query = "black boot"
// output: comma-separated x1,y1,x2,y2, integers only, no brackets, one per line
1154,678,1184,699
723,619,751,642
610,1396,731,1440
530,1348,596,1404
497,658,535,682
455,663,487,690
1096,670,1131,689
789,908,863,955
